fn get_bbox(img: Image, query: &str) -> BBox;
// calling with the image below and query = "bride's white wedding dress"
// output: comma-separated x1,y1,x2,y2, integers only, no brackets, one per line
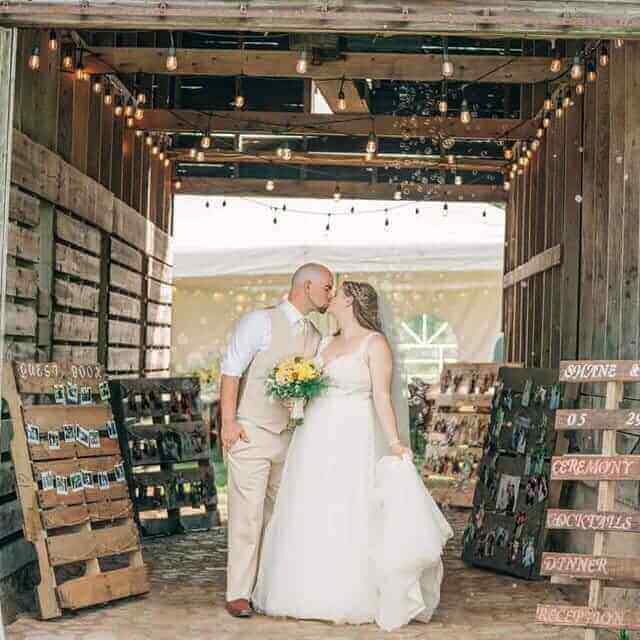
252,333,452,631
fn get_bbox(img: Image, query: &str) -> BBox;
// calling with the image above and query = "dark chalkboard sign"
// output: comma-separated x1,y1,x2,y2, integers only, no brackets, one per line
462,367,560,579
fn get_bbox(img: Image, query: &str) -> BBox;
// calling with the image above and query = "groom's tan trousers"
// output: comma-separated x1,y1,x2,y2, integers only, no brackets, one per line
225,420,292,601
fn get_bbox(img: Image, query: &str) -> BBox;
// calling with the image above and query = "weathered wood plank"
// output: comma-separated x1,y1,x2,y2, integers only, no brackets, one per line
146,325,171,348
560,360,640,382
54,279,100,312
6,265,38,299
145,349,170,371
9,186,39,226
536,604,640,630
146,219,173,265
113,199,146,252
55,242,101,283
51,345,98,365
0,500,24,540
546,509,640,532
53,312,99,343
0,538,36,581
147,279,172,304
5,302,37,337
3,339,37,362
109,291,141,321
12,360,105,394
56,211,101,255
555,409,640,431
7,222,40,262
110,263,142,295
147,256,172,284
551,455,640,480
147,302,171,325
56,565,149,610
541,552,640,580
108,348,140,372
0,463,17,498
109,320,141,346
47,521,139,566
40,504,89,529
111,237,142,272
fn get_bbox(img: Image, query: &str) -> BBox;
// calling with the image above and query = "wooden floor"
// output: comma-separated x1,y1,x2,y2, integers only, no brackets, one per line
7,521,589,640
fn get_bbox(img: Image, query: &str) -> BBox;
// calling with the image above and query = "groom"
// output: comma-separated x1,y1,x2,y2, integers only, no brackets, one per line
219,263,334,618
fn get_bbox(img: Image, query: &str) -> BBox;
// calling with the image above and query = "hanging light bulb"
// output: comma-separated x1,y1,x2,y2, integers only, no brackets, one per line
562,89,571,108
48,30,58,52
504,148,514,160
234,90,245,109
333,184,342,201
337,89,347,111
164,158,171,168
526,148,533,159
543,113,551,128
550,45,562,73
576,82,585,95
189,146,197,158
531,139,540,151
511,162,518,172
447,154,455,165
135,129,144,138
282,145,293,161
158,150,166,161
200,133,212,149
587,61,598,83
438,95,448,115
151,144,160,156
543,91,553,111
114,97,124,117
326,214,331,232
266,179,275,192
615,39,624,49
103,85,113,106
599,45,609,67
366,132,377,155
518,156,526,166
454,174,463,186
510,170,516,179
135,105,144,121
570,55,584,80
443,202,448,216
125,98,135,118
196,150,205,162
166,46,178,72
145,134,154,147
62,52,74,70
365,151,374,162
92,77,103,94
28,45,40,71
75,62,86,81
460,99,472,124
393,186,402,200
536,125,544,139
136,91,147,105
523,156,530,167
174,178,182,190
441,53,454,78
504,180,511,191
296,48,309,75
556,98,564,118
517,167,524,175
126,116,135,128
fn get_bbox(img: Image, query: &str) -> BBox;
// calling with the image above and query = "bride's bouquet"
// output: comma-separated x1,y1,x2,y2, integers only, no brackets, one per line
266,356,328,427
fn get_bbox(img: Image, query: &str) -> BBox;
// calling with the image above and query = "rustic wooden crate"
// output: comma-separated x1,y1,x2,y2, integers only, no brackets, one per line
109,377,218,537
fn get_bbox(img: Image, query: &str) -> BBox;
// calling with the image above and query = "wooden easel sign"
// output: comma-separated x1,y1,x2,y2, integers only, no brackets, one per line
2,361,150,620
536,359,640,639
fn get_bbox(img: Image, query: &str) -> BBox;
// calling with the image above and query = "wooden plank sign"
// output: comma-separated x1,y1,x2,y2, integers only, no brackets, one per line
556,409,640,431
546,509,640,533
559,360,640,383
550,455,640,481
537,605,640,630
12,360,105,395
541,553,640,581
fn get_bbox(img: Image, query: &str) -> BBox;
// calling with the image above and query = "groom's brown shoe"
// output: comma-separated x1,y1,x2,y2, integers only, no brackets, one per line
226,599,252,618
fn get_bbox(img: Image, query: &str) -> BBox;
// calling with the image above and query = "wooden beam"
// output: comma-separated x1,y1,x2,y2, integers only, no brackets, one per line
179,177,507,202
175,150,505,172
84,48,563,84
503,244,562,288
142,110,535,140
314,80,368,114
2,2,640,37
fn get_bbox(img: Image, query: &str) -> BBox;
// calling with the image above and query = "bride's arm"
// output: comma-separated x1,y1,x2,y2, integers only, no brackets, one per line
369,334,411,457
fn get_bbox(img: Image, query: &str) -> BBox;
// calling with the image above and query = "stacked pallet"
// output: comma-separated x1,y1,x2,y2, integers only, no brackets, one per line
110,377,218,536
144,255,172,377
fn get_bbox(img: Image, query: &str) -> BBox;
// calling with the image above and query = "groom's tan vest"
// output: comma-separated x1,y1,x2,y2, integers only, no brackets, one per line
236,307,321,434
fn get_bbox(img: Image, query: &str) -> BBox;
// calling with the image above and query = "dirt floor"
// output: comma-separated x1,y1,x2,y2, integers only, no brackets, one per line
7,509,588,640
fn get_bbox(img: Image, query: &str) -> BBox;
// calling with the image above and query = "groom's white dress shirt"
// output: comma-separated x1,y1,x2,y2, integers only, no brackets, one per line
221,300,306,377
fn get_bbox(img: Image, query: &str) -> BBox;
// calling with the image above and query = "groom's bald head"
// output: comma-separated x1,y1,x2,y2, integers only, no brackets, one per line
289,263,334,314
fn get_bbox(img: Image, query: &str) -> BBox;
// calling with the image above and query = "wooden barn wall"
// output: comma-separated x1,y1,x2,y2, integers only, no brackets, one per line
504,42,640,555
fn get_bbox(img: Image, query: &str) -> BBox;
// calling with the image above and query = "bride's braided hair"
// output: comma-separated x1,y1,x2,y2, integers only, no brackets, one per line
342,281,383,333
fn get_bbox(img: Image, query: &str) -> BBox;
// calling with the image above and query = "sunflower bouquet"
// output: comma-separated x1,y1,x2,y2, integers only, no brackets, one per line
266,356,329,427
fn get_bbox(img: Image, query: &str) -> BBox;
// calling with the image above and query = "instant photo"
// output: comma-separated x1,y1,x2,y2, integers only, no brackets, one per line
40,470,55,491
106,420,118,440
63,424,76,443
76,426,91,448
114,463,126,483
47,430,61,450
66,382,79,404
55,475,68,495
80,386,92,405
99,381,111,402
82,470,94,489
98,472,110,490
70,471,84,492
53,384,66,405
26,423,40,445
89,430,101,449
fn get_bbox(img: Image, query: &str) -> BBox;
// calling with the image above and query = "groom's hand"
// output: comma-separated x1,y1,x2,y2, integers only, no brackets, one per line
222,419,250,450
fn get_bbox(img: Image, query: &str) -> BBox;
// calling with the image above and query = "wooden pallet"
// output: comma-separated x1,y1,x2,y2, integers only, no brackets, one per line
537,360,640,637
2,360,150,620
109,377,218,536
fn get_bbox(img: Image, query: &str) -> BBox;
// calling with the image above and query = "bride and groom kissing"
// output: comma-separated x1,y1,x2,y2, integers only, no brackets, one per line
219,263,453,631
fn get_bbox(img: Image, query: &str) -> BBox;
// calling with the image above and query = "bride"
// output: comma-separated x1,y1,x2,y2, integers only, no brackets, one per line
253,280,453,630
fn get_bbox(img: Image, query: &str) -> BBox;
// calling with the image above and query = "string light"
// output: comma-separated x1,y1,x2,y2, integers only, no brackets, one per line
166,33,178,71
136,91,147,105
325,213,331,232
28,45,40,71
587,61,598,83
200,133,212,149
125,98,135,118
441,39,454,78
438,80,448,115
164,158,171,168
555,98,564,118
337,77,347,111
189,146,197,158
62,51,74,70
543,90,553,112
174,178,182,190
393,185,402,200
282,144,293,161
531,139,540,151
126,116,135,128
151,144,160,156
504,148,514,160
442,202,448,217
576,82,585,95
296,48,309,75
235,76,245,109
550,44,562,73
92,77,103,94
562,89,571,108
599,45,609,67
114,97,124,117
570,55,584,80
446,154,455,165
75,62,87,81
196,150,205,162
145,134,154,147
505,180,513,193
543,113,551,128
333,184,342,201
158,149,166,161
415,208,419,215
266,179,275,192
135,105,144,121
482,210,487,218
615,39,624,49
48,30,58,52
135,129,144,138
536,124,544,138
366,132,377,155
454,174,463,186
103,85,113,106
384,214,390,230
460,98,472,124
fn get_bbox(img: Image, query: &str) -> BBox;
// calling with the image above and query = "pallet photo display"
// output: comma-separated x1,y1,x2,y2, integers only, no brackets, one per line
109,377,217,537
462,367,560,579
537,360,640,637
1,361,150,620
